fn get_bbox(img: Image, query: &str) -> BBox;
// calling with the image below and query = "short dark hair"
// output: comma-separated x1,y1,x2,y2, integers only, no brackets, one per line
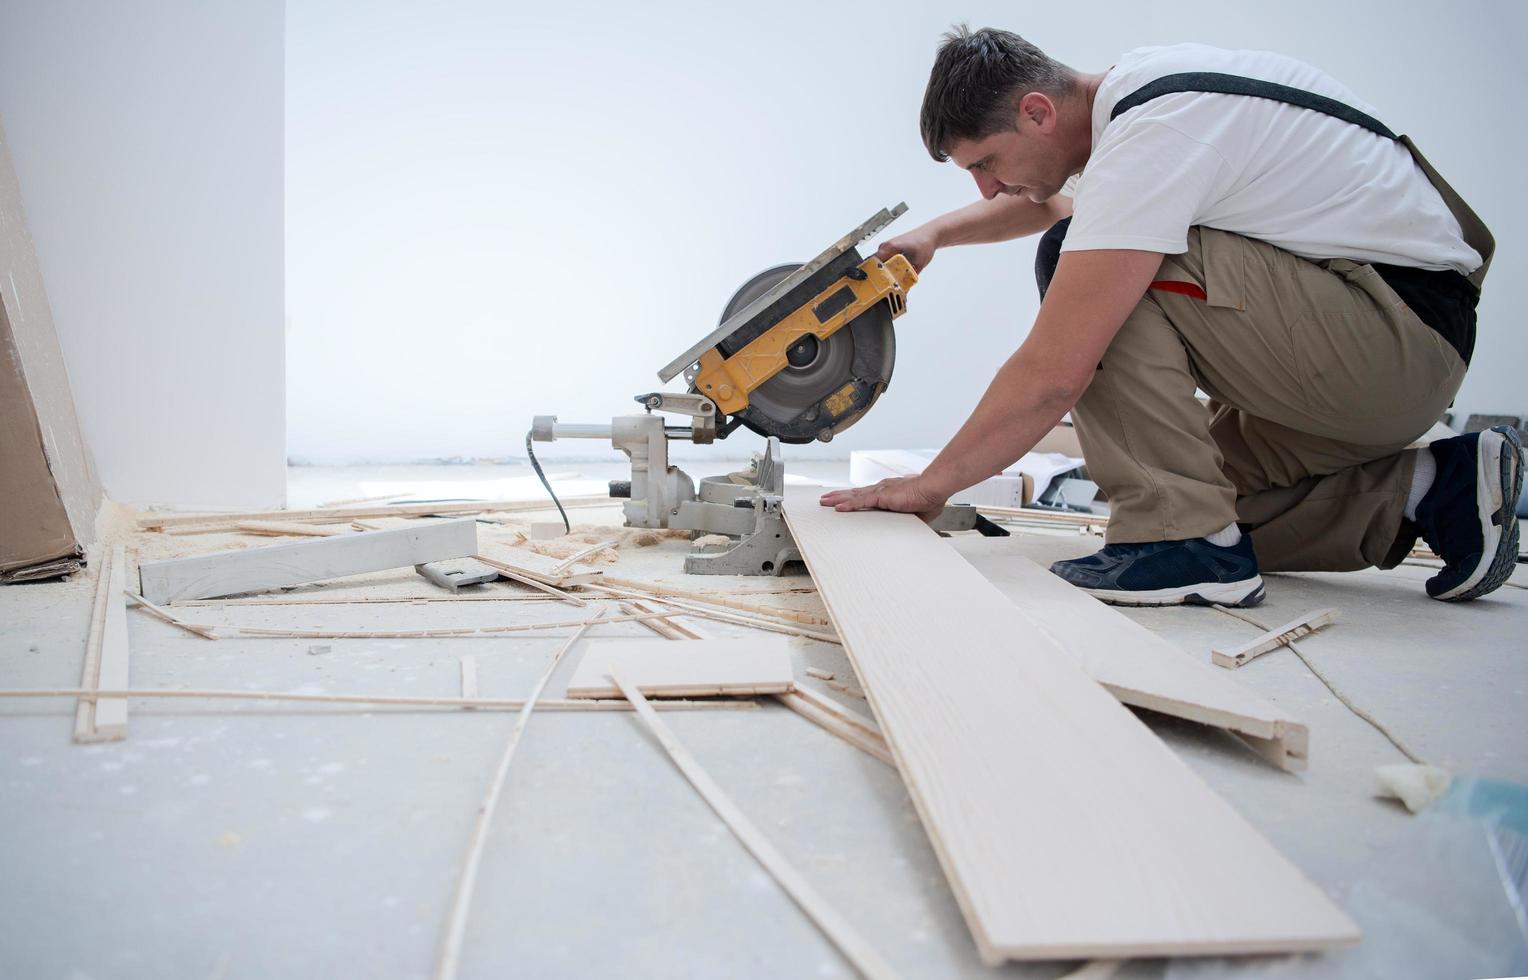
920,25,1076,162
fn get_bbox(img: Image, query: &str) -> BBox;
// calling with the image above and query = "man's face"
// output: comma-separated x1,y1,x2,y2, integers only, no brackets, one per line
946,95,1074,203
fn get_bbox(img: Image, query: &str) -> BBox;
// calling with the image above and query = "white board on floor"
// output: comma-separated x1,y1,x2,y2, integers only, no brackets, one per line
952,539,1309,771
782,490,1358,963
138,519,478,603
566,637,792,700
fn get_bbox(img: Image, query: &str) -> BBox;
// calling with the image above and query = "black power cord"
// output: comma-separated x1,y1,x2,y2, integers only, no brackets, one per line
525,429,571,534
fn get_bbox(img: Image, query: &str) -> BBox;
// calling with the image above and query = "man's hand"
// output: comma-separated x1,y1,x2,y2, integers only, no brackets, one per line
818,476,948,521
876,228,939,273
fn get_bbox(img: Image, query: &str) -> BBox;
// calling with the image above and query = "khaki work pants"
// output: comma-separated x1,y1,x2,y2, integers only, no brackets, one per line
1070,227,1468,572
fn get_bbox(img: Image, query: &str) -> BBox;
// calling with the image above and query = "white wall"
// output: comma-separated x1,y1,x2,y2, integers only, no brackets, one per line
0,1,286,509
285,1,1523,464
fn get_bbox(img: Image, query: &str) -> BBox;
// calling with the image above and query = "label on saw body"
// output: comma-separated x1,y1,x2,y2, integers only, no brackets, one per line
824,382,859,418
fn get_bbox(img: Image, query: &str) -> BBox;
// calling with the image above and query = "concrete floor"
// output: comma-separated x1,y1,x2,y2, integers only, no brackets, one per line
2,461,1525,979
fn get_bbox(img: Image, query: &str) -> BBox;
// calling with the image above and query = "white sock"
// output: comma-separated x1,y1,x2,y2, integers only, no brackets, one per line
1205,522,1242,547
1404,448,1436,521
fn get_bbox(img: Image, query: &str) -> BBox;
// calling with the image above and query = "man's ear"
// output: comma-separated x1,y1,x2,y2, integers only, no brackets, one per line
1017,92,1057,133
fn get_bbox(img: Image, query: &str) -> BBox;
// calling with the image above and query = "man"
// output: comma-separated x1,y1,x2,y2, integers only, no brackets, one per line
820,26,1521,606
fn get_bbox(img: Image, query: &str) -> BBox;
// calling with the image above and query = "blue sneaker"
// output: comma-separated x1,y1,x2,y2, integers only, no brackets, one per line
1414,425,1523,602
1049,535,1265,607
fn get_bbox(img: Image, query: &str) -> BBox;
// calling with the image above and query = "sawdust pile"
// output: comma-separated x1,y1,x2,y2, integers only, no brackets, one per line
507,525,690,562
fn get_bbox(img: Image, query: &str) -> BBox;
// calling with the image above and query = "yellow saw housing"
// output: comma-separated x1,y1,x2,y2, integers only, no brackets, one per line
691,253,918,417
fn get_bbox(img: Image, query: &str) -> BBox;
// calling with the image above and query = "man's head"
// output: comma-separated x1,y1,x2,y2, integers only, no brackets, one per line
920,26,1089,203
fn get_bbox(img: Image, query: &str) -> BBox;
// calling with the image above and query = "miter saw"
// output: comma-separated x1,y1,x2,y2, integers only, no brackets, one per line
530,204,1006,575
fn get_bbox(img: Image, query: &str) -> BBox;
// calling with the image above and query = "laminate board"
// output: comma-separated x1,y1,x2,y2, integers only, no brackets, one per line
137,519,478,603
566,637,792,700
782,491,1358,962
951,541,1309,771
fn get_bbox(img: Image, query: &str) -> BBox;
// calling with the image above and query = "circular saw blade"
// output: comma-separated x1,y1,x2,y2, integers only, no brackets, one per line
712,262,895,443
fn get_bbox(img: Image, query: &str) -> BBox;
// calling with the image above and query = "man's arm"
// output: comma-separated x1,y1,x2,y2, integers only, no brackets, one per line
877,195,1073,270
820,247,1164,516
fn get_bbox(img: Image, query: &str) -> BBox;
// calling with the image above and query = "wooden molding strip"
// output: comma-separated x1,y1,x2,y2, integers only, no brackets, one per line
783,492,1357,962
611,667,901,980
776,690,894,766
475,549,602,588
137,495,615,530
952,543,1312,772
566,637,792,700
74,545,130,743
433,611,604,980
5,687,758,712
600,576,831,625
138,519,479,603
581,585,840,644
1212,609,1339,669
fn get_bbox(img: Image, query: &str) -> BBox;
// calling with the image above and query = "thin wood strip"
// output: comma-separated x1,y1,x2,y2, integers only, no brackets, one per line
1211,609,1339,669
610,667,901,980
235,520,351,537
124,591,219,640
826,679,867,701
74,546,130,742
319,492,415,508
567,637,793,700
582,585,840,643
776,691,894,766
169,594,613,607
480,566,588,606
474,548,602,587
72,549,113,739
601,575,831,625
804,667,835,681
433,610,605,980
621,601,697,641
138,495,616,530
787,684,883,740
224,609,689,640
1,688,758,712
548,540,618,573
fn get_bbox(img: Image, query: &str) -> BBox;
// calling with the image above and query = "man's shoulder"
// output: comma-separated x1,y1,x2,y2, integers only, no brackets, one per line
1099,43,1373,122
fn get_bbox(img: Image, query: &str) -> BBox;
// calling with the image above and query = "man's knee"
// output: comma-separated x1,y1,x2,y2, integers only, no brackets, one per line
1034,216,1071,299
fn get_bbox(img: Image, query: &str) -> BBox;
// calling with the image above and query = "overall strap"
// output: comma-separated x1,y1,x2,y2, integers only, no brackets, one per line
1109,71,1494,289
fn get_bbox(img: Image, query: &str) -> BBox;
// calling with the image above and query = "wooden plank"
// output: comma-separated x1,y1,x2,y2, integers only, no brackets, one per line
74,545,129,743
235,520,350,537
138,495,614,530
610,667,901,980
566,637,793,699
782,491,1358,962
951,541,1310,772
601,575,832,625
1212,609,1339,669
475,547,603,587
137,519,478,603
434,611,604,980
19,687,757,712
776,690,894,766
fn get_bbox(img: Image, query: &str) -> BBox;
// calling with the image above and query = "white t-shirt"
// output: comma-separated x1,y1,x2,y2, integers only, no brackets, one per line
1060,43,1481,274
